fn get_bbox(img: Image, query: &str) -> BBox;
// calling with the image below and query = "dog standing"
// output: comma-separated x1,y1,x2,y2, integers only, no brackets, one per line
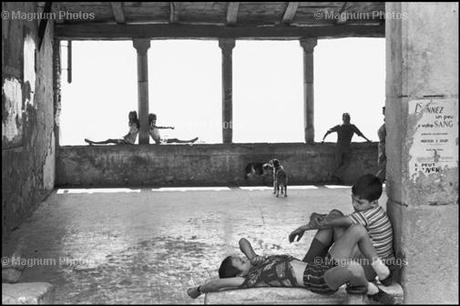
264,159,288,197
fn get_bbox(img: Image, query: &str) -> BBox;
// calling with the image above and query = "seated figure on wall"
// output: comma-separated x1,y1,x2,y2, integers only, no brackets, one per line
148,113,198,144
84,111,139,145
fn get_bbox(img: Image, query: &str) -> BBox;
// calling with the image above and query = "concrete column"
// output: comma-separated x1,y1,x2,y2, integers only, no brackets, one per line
133,39,151,144
300,38,317,143
386,2,458,304
219,39,235,144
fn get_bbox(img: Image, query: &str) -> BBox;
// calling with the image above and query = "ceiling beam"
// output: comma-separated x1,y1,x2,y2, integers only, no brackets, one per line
282,2,299,24
51,2,64,24
38,2,53,50
226,2,240,26
110,2,126,24
170,2,178,23
55,23,385,40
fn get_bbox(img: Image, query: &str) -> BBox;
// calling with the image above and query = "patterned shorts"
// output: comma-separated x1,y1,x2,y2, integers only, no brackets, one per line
303,254,338,295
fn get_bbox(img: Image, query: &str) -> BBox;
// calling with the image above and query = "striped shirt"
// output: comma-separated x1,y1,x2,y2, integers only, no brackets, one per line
348,206,394,259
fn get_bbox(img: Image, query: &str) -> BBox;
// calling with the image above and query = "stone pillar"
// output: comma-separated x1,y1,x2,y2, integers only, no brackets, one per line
219,39,235,144
300,38,317,143
133,39,151,144
386,2,458,304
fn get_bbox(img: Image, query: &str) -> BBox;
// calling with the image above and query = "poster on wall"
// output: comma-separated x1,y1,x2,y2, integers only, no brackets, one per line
408,98,458,181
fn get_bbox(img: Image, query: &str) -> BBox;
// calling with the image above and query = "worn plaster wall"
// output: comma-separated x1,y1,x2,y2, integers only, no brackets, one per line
56,143,377,187
2,2,55,240
386,2,458,304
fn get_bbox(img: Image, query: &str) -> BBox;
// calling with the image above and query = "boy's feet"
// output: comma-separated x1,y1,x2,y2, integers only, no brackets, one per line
380,270,393,286
346,284,368,294
380,262,402,286
187,137,199,146
368,288,396,304
371,258,390,282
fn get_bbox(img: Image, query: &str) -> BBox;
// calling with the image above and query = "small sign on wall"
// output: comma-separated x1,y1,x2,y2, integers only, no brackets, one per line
408,99,458,181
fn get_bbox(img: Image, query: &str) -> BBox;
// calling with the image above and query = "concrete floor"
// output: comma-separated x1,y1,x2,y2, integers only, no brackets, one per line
2,185,387,304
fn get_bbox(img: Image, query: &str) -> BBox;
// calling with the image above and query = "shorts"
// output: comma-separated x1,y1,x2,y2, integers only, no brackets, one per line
303,253,338,295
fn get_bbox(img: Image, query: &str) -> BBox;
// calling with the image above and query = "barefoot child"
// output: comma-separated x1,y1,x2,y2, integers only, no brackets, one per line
84,111,139,145
187,237,395,304
148,113,198,144
289,174,396,284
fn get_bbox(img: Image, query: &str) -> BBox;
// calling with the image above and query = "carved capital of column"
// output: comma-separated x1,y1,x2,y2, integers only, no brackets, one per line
299,38,317,53
219,38,235,55
133,39,151,53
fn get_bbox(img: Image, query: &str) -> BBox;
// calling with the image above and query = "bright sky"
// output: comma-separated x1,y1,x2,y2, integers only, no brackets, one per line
60,38,385,145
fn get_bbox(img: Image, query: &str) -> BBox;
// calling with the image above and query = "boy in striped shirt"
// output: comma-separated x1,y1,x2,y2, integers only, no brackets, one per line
289,174,395,285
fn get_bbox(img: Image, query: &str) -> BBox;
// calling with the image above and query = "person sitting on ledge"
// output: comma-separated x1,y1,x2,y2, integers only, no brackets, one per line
186,236,395,304
84,111,139,145
148,113,198,144
321,113,372,183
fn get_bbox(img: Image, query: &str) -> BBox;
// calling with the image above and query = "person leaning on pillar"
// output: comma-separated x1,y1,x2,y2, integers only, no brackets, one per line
376,107,386,183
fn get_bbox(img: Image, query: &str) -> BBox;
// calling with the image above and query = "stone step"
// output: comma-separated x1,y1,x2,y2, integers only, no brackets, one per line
205,283,403,304
2,282,54,304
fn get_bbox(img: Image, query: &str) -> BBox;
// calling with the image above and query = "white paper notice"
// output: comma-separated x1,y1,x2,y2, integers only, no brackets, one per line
408,99,458,181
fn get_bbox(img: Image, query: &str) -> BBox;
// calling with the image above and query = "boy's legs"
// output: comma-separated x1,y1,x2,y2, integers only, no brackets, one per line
84,138,121,145
323,262,370,293
329,224,375,261
302,228,333,263
302,209,345,263
333,148,346,180
334,147,351,181
329,224,388,281
165,137,198,144
351,251,378,281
